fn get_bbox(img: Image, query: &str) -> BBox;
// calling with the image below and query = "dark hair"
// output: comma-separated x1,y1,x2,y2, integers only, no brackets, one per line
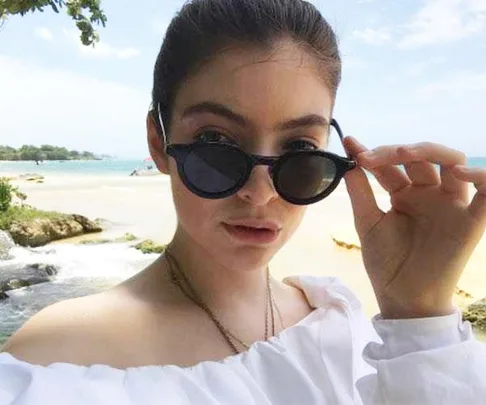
151,0,341,138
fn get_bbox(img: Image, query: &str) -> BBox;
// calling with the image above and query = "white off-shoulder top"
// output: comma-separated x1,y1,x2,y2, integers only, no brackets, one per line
0,275,485,405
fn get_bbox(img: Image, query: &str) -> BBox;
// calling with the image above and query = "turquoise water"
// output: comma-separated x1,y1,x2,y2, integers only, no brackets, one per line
0,159,145,177
1,157,485,177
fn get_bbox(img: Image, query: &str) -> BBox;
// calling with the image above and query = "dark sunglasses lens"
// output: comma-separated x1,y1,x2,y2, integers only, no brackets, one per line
184,144,248,193
277,154,337,200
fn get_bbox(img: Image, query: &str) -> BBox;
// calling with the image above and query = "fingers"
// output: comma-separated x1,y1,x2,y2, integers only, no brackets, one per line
359,142,467,198
344,137,411,193
400,148,440,186
342,137,384,236
343,167,384,237
441,165,468,200
360,142,467,167
453,166,486,222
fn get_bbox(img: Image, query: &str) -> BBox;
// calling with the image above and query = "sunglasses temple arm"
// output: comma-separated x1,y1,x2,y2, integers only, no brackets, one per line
149,102,170,153
330,119,354,161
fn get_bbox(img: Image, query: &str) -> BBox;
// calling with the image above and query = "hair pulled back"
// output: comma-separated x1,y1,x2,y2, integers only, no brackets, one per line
152,0,341,137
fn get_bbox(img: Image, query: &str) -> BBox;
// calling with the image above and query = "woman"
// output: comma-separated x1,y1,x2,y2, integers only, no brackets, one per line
1,0,486,403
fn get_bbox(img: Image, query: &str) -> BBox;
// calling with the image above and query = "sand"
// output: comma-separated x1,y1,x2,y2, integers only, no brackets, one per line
4,173,486,318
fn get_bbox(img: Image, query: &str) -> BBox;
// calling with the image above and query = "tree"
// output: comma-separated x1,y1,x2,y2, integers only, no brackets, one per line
0,0,107,46
0,178,15,212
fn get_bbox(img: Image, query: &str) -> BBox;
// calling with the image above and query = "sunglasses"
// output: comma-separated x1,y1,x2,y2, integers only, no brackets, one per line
151,105,356,205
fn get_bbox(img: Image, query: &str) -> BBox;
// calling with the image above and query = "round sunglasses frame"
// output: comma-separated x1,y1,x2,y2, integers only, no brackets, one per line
150,104,357,205
166,142,356,205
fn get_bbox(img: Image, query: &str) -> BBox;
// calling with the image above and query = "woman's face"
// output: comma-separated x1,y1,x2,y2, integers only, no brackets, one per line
151,40,334,271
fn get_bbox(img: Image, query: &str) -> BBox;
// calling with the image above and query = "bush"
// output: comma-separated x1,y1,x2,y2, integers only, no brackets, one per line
0,178,14,212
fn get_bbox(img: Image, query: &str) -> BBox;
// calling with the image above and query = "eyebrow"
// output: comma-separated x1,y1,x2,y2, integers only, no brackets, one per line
181,101,329,131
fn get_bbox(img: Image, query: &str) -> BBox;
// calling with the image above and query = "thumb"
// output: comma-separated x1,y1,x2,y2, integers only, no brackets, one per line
343,136,383,236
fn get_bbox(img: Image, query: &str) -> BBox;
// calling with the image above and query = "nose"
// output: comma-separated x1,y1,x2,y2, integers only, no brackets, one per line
236,165,278,206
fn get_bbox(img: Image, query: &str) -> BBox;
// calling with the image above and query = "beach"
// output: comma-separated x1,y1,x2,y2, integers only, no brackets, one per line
4,171,485,320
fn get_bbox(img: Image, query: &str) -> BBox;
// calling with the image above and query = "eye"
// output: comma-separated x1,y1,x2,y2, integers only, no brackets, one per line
285,139,318,151
194,130,235,144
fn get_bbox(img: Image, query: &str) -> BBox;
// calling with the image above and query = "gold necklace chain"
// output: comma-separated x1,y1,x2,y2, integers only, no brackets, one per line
165,252,240,354
164,247,279,354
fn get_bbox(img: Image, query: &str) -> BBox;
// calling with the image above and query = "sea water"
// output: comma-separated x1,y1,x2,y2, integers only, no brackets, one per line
1,157,486,177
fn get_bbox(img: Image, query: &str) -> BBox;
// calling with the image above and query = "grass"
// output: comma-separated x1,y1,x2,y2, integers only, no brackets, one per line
0,205,68,230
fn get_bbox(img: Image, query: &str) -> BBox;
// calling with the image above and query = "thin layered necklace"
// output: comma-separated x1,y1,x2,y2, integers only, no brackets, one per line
164,247,284,354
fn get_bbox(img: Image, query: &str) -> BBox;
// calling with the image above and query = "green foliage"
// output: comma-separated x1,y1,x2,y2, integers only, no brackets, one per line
0,145,97,161
134,240,166,254
0,205,66,230
1,0,107,45
0,178,14,212
0,177,30,212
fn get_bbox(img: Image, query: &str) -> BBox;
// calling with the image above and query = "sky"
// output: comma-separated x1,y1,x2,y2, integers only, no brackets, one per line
0,0,485,159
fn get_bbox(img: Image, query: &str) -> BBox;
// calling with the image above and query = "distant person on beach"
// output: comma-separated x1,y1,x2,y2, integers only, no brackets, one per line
1,0,486,404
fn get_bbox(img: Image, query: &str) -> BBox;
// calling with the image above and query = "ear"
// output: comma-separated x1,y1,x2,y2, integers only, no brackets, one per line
146,111,170,175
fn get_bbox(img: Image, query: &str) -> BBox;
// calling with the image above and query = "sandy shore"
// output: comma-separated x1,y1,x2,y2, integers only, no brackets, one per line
4,173,486,318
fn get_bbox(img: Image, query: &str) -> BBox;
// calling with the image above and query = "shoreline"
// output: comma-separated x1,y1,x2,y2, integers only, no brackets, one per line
3,173,485,320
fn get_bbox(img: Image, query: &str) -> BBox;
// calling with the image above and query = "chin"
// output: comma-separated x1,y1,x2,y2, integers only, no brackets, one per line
214,232,283,271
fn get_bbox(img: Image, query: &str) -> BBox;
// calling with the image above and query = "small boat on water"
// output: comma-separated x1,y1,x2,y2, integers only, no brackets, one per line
129,157,160,176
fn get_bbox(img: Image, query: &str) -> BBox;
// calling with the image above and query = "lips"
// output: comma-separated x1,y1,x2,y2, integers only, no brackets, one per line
223,218,281,244
224,218,281,231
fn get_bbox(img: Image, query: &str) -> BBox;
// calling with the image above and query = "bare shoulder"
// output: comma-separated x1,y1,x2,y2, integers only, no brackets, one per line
1,289,134,366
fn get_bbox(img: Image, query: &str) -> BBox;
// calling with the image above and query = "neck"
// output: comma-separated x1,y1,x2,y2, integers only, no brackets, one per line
163,227,271,312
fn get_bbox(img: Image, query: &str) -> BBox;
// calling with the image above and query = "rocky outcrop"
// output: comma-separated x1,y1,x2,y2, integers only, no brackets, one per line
134,240,166,254
0,263,59,299
77,233,137,245
463,298,486,332
8,214,102,247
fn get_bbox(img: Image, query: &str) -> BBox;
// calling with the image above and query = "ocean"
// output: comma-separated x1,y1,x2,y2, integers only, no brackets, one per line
1,157,486,177
0,159,146,177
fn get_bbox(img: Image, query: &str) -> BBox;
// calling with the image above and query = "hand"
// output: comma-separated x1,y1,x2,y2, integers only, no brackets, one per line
343,138,486,319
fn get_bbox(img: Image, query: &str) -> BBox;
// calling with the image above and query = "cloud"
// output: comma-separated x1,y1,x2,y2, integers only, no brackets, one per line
398,0,486,48
417,70,486,98
34,27,54,42
352,27,392,45
0,55,149,158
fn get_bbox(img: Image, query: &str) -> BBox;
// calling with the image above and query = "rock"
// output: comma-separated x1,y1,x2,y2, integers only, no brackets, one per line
77,233,138,245
455,287,473,299
8,214,102,247
120,233,137,242
0,263,59,294
134,240,166,254
463,298,486,332
18,173,43,180
78,238,112,245
71,214,103,233
331,236,361,251
0,291,9,300
25,175,44,182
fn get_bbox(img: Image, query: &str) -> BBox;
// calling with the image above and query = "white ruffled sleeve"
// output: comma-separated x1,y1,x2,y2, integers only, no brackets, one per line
356,309,486,405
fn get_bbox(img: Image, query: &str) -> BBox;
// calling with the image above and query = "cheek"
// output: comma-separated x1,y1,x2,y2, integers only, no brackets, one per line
170,171,222,232
283,205,306,238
